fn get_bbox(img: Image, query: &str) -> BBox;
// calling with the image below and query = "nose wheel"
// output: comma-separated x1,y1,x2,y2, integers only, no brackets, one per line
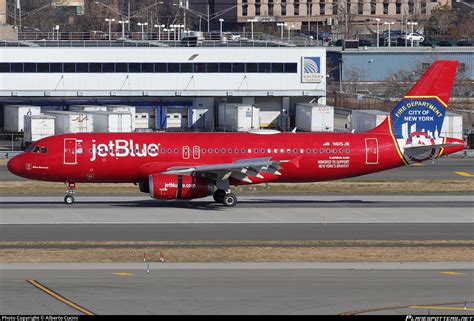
64,182,76,205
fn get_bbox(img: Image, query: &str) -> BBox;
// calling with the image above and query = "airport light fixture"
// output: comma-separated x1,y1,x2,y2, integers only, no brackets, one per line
407,21,418,47
163,28,170,41
118,20,129,39
375,18,380,47
53,25,59,41
219,18,224,38
384,21,395,47
247,18,257,40
276,22,287,40
154,24,165,41
287,24,295,41
105,18,115,41
170,24,178,41
94,1,164,32
137,22,148,40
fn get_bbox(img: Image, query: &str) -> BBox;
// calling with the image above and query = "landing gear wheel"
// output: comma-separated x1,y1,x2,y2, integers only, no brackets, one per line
64,195,75,205
222,193,237,207
213,189,226,203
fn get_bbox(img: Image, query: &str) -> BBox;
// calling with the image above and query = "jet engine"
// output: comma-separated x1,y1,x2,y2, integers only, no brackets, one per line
148,174,213,200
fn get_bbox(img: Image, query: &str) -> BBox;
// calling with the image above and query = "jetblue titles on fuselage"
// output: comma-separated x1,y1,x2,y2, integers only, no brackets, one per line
90,139,160,161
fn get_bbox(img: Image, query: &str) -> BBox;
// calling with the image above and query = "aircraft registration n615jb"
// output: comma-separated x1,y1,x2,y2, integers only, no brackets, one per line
7,60,465,206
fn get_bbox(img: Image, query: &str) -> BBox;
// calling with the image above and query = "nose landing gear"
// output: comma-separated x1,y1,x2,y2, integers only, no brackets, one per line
64,182,76,205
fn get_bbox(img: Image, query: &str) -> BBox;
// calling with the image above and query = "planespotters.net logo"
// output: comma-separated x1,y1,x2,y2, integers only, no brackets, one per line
406,316,474,321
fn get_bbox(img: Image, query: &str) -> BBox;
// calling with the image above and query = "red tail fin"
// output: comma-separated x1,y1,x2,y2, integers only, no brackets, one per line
405,60,458,106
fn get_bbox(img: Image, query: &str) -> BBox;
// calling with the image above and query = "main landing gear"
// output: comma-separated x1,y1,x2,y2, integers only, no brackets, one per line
64,182,76,205
213,189,237,207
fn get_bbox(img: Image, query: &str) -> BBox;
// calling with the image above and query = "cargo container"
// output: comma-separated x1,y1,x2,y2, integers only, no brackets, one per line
218,104,260,132
441,111,463,140
135,113,149,130
43,110,94,134
295,104,351,132
106,105,136,131
83,111,133,132
3,105,41,132
192,98,215,130
69,105,108,112
351,110,388,133
23,115,55,145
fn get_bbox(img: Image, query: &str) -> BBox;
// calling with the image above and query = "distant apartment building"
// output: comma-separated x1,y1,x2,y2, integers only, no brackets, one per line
237,0,451,30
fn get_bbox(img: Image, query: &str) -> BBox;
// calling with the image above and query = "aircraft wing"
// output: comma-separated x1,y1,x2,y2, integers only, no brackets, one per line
161,157,285,183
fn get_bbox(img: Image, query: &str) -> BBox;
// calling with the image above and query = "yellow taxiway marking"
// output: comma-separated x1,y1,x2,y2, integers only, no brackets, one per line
27,280,95,315
113,272,133,276
412,163,425,166
454,171,474,177
410,306,474,311
440,271,465,275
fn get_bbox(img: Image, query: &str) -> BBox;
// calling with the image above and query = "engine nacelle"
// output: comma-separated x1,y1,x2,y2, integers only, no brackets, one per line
149,174,213,200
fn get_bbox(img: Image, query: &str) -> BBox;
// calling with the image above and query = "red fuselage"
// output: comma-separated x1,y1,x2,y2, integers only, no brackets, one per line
8,124,460,185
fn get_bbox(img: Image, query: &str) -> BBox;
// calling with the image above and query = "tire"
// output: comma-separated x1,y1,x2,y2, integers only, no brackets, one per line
64,195,74,205
222,193,237,207
213,189,226,203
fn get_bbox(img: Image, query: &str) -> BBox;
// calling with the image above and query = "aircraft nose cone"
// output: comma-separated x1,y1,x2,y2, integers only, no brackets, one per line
7,156,23,177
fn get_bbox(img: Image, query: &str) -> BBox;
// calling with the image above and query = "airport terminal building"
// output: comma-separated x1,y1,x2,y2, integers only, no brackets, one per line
0,46,327,131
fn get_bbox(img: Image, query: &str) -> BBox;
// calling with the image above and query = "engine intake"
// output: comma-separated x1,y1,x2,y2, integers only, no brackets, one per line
149,174,213,200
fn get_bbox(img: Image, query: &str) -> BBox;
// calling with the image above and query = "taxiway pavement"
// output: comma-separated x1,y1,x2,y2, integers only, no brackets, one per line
1,263,472,315
1,195,472,241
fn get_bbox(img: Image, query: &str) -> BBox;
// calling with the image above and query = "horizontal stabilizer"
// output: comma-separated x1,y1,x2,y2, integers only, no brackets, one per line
404,142,462,151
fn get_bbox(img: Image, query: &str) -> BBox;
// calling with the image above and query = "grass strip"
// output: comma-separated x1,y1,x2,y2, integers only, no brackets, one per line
1,246,472,263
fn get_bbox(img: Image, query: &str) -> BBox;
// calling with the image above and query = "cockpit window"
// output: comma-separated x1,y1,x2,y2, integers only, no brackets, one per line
24,145,34,152
32,146,40,153
41,147,47,154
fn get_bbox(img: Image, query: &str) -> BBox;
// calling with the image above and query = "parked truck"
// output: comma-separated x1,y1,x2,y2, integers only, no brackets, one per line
43,110,94,134
351,110,388,132
295,104,351,132
106,105,136,131
23,114,55,147
441,111,463,140
218,104,260,132
3,105,41,132
69,105,107,112
82,110,133,132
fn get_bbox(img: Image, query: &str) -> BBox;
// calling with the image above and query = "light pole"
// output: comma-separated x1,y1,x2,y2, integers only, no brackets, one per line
178,24,184,39
219,18,224,38
154,24,165,41
138,22,148,40
384,21,394,47
105,18,115,41
407,21,418,47
53,25,59,41
247,19,255,40
287,24,294,41
170,24,178,42
118,20,129,39
375,18,380,47
163,28,170,40
277,22,286,40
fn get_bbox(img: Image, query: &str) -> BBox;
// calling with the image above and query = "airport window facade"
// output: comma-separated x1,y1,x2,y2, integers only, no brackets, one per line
0,62,298,74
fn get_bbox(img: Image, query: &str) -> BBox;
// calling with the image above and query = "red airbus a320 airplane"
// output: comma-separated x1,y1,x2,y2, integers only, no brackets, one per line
7,60,465,206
